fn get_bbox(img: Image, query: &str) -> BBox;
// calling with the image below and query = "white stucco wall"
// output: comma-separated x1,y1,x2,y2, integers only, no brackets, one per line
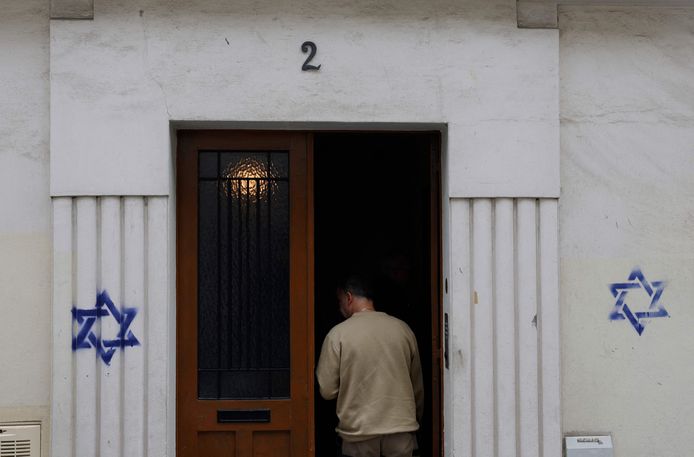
0,0,51,453
7,1,694,456
0,0,51,413
560,6,694,457
49,0,559,198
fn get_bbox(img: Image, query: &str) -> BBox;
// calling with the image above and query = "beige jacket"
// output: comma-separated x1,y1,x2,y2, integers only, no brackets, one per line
316,311,424,442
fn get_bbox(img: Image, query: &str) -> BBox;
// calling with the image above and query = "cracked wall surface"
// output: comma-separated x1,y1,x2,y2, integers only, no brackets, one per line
560,6,694,457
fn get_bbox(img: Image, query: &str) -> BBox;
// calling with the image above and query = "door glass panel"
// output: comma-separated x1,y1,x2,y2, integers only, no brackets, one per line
198,151,290,400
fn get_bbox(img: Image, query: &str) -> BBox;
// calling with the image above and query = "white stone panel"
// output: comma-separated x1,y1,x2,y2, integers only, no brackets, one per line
99,197,122,457
123,198,146,457
51,198,74,457
539,199,561,457
448,199,473,457
471,199,494,457
494,198,517,457
146,197,170,457
50,0,559,197
517,199,539,457
74,197,98,457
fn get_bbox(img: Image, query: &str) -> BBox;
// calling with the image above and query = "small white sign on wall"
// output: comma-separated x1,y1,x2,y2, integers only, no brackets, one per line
565,435,613,457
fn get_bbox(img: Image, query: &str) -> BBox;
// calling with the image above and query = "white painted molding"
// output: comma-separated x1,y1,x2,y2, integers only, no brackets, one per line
517,0,694,28
518,1,559,29
50,0,93,20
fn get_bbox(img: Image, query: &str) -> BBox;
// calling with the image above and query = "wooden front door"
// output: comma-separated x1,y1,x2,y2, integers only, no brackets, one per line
177,131,313,457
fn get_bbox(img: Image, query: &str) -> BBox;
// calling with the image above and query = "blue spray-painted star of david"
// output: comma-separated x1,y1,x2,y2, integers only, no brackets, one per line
72,290,140,364
609,267,669,335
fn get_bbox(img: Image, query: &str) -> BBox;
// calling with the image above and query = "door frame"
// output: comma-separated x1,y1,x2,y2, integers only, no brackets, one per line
173,125,448,457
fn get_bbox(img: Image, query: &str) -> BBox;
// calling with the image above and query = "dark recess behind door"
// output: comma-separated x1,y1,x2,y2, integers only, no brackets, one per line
313,132,439,457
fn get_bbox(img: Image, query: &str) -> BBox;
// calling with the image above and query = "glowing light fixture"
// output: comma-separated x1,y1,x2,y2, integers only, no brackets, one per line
220,156,278,200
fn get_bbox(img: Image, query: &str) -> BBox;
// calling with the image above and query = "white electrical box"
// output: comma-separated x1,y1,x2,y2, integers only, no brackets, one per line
565,435,613,457
0,424,40,457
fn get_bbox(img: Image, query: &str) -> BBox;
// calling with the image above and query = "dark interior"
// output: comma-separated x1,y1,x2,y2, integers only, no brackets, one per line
313,132,439,457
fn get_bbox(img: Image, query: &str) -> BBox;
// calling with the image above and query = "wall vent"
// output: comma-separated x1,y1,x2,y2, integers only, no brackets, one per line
0,425,40,457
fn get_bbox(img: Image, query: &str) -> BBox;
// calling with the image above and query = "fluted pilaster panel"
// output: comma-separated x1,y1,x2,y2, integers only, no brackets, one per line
51,196,170,457
449,198,560,457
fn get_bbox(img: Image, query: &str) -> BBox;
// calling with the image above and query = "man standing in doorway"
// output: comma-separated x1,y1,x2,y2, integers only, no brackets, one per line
316,277,424,457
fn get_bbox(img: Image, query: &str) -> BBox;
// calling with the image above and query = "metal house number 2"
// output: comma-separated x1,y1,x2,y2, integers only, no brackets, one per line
301,41,321,71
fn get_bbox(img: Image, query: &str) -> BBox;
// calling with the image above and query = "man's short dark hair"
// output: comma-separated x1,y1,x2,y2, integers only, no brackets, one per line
337,275,375,301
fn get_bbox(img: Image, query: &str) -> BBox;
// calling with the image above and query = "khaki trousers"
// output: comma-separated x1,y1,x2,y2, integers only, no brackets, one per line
341,432,416,457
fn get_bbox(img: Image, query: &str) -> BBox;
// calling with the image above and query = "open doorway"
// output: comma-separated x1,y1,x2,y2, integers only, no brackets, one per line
176,129,441,457
313,132,442,457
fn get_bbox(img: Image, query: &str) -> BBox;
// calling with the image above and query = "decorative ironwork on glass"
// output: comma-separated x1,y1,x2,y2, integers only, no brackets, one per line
197,150,290,400
220,155,281,200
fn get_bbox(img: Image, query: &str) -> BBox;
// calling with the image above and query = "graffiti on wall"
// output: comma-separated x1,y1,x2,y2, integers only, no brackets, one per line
609,267,669,335
72,290,140,364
